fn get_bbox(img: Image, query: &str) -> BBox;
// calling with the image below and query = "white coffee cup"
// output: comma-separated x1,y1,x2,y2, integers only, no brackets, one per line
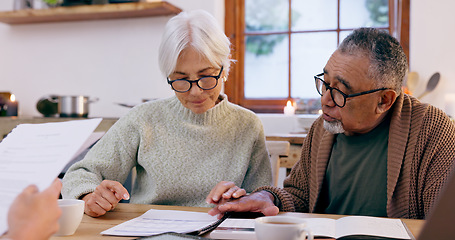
54,199,85,236
255,216,313,240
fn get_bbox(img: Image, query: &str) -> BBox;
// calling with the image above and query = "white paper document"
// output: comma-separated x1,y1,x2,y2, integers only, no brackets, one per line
0,118,102,235
101,209,220,237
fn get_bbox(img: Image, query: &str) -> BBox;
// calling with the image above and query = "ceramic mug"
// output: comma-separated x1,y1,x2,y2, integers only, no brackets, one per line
255,216,313,240
54,199,85,236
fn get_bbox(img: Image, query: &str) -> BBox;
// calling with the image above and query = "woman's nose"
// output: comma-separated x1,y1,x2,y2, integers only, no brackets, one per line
188,82,203,95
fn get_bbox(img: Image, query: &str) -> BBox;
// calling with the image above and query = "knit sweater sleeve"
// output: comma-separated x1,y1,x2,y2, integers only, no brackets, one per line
240,120,273,192
253,118,325,212
413,105,455,218
61,108,141,199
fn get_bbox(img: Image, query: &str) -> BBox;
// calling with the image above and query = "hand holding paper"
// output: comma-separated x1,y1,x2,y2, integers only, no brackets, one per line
0,118,102,235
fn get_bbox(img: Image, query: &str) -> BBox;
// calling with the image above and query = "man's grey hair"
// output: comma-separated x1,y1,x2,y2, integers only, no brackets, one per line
338,28,408,94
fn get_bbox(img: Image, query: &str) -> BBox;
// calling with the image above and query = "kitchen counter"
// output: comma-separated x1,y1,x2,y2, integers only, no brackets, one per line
0,117,118,139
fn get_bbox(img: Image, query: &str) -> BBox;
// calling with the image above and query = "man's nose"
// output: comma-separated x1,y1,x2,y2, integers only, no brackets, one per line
321,90,336,107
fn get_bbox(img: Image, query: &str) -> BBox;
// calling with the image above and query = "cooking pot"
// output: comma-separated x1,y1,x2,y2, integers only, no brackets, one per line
36,95,98,117
36,95,59,117
58,96,98,118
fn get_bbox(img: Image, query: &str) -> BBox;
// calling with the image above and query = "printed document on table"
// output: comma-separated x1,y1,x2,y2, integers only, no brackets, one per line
0,118,102,236
102,209,220,236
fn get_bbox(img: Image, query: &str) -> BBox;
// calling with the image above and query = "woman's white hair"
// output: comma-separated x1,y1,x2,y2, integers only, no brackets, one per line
158,10,232,78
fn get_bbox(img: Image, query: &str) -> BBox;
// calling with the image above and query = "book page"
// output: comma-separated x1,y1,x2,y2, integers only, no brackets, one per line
209,219,256,240
304,218,337,238
209,217,338,239
336,216,411,239
101,209,220,236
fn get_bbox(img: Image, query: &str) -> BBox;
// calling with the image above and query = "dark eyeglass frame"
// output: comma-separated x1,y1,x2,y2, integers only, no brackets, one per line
314,73,390,108
167,66,224,93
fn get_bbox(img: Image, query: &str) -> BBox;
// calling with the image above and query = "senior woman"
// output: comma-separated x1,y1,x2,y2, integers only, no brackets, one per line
62,10,272,217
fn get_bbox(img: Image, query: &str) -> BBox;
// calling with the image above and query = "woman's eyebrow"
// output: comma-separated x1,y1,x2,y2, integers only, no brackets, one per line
173,71,186,75
198,67,215,74
173,67,215,76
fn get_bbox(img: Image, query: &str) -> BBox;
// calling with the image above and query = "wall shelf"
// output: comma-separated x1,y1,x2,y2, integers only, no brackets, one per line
0,1,181,24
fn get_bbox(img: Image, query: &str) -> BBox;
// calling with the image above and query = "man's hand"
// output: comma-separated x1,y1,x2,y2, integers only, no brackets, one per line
208,190,280,219
206,181,246,205
6,179,62,240
82,180,130,217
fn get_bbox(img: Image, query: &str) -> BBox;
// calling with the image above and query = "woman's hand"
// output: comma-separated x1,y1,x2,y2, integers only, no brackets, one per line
206,181,247,205
82,180,130,217
6,179,62,240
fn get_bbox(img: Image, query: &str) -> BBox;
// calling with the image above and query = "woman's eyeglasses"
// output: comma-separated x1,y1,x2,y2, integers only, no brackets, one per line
167,67,224,93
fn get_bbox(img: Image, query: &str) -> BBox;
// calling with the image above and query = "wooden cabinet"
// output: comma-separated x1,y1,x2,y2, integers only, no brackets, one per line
0,1,181,24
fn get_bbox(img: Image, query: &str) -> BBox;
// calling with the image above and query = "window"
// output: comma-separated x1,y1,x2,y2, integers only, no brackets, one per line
225,0,410,113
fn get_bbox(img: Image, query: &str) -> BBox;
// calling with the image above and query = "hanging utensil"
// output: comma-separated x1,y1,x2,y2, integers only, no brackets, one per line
418,72,440,99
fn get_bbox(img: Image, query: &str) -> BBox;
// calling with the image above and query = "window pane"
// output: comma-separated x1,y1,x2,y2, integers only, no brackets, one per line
339,28,389,45
340,0,389,29
292,0,338,31
244,34,289,98
245,0,289,32
339,30,352,44
291,32,338,98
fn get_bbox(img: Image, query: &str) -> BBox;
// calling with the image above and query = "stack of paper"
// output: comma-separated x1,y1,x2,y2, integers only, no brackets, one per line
0,118,102,235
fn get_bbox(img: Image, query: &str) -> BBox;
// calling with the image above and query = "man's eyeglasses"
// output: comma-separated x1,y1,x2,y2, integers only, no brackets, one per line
167,66,223,93
314,73,389,108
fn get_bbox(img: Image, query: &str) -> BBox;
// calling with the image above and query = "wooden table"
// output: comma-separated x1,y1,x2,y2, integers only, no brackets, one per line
50,203,425,240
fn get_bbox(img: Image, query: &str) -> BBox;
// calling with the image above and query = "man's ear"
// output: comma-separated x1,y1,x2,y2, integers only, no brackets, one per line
376,90,397,114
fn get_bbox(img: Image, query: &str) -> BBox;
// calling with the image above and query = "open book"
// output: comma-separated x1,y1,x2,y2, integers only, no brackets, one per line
210,214,414,240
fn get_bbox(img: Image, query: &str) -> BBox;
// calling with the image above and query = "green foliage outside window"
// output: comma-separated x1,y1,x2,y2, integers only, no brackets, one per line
366,0,389,25
245,0,300,56
245,1,389,57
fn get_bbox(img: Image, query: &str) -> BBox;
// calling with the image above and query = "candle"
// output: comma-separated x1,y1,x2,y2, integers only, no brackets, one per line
283,100,296,115
0,100,5,117
5,94,18,117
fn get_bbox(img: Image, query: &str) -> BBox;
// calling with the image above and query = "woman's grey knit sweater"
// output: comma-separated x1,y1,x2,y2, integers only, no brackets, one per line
62,95,272,207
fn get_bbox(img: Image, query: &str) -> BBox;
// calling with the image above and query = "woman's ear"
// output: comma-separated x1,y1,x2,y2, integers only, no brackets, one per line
376,90,398,114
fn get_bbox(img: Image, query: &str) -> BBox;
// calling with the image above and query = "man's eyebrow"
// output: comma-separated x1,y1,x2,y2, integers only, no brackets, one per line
323,68,353,90
336,76,352,90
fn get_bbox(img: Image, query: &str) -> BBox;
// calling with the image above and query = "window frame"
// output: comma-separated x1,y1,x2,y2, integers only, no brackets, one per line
224,0,410,113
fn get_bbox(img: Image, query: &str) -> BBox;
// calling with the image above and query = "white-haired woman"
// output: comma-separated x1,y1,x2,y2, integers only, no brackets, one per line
62,10,272,217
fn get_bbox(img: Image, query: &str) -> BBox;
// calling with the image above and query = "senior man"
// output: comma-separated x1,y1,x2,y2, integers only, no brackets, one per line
208,28,455,219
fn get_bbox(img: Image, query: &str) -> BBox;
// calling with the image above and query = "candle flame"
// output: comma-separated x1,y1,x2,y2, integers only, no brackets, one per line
286,100,292,107
10,94,16,102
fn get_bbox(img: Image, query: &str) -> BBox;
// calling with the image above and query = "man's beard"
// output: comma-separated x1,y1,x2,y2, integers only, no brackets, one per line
323,120,345,134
